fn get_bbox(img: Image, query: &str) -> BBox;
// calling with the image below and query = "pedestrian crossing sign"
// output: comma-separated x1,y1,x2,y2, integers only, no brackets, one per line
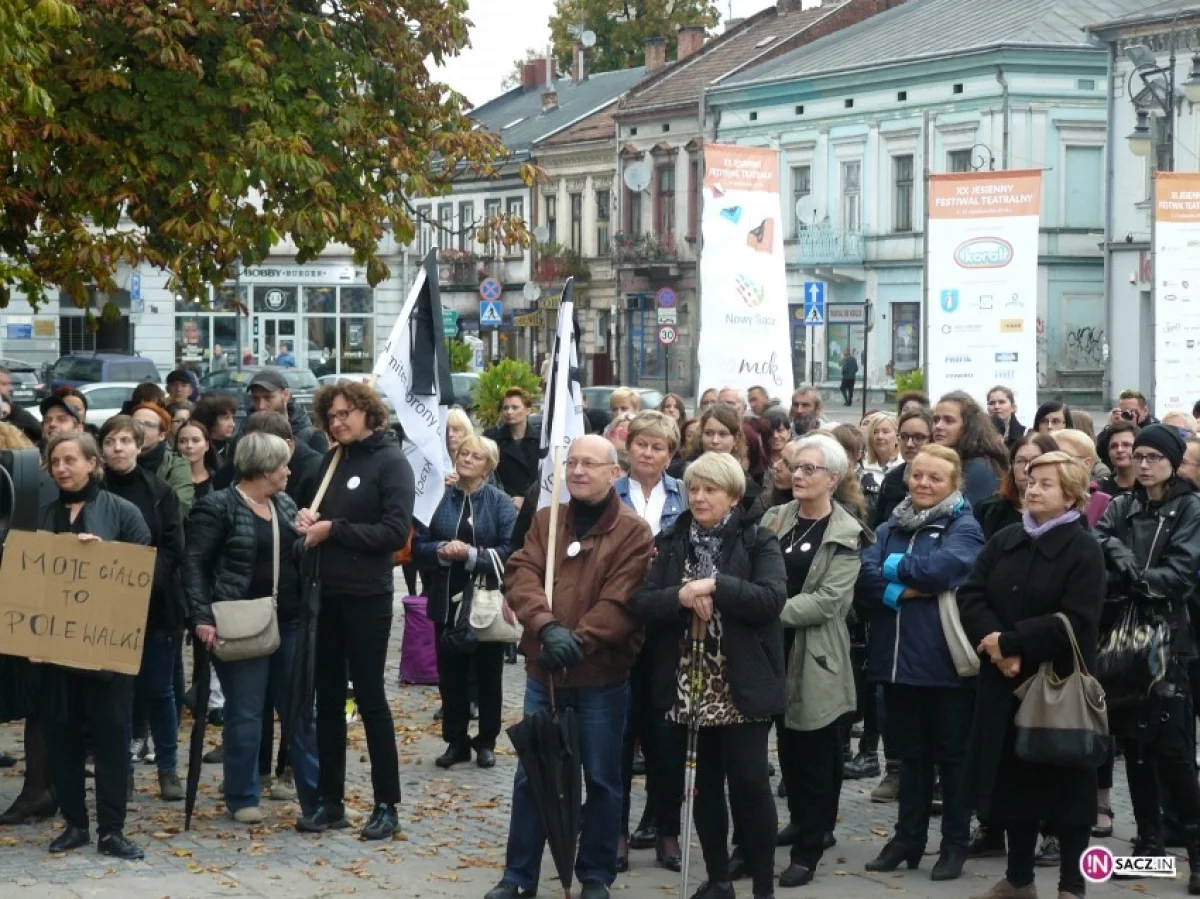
803,281,825,326
479,300,503,327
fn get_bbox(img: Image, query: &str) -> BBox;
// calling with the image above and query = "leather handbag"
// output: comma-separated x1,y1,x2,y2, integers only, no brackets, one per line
938,590,980,677
1013,612,1109,767
212,505,281,663
469,548,522,643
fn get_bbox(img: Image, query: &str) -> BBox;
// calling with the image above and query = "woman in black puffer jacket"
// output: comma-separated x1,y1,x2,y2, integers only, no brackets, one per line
296,381,414,841
183,432,319,828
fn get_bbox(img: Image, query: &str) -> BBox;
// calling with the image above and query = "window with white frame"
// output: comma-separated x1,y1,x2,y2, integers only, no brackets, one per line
596,188,611,256
791,165,812,235
569,193,583,253
437,204,454,249
458,201,475,251
841,161,861,232
484,198,502,257
416,205,432,257
505,197,524,257
545,195,557,246
892,155,914,233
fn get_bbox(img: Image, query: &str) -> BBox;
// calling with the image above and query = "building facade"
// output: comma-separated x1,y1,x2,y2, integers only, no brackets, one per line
707,0,1127,405
1089,4,1200,410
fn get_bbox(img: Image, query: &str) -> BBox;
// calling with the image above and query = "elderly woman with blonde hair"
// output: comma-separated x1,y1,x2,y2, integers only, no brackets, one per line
413,434,516,771
631,451,786,899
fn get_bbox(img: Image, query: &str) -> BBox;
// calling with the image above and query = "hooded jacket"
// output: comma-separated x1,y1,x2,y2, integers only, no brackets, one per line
139,441,194,518
506,489,653,688
288,400,328,456
857,496,985,688
311,429,415,595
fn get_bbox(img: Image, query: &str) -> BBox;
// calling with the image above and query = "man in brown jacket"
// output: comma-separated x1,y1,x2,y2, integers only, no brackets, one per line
485,435,653,899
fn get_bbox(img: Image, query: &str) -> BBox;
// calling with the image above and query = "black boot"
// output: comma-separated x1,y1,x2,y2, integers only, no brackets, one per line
930,845,967,881
1185,826,1200,895
1117,825,1166,878
865,838,923,872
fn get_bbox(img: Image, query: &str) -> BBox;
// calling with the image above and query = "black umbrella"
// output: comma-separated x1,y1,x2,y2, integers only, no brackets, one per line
505,686,582,899
184,633,212,831
287,545,322,736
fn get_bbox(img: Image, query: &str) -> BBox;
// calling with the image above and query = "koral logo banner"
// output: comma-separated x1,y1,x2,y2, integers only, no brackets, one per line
926,170,1042,413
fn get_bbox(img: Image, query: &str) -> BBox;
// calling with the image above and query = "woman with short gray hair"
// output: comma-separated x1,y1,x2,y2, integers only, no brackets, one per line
631,451,786,899
762,434,873,889
183,432,320,827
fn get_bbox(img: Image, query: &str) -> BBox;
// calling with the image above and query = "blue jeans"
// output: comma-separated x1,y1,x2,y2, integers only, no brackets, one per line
212,620,320,814
503,676,628,891
133,629,178,773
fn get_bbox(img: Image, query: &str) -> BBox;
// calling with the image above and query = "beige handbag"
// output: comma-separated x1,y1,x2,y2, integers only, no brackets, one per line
212,505,281,663
1013,612,1109,767
468,548,522,643
939,590,981,677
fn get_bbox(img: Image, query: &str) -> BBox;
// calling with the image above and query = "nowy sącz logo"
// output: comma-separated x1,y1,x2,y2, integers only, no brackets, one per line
1080,845,1176,883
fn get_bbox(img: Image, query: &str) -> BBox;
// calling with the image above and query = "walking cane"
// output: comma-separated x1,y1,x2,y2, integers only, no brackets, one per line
680,611,706,899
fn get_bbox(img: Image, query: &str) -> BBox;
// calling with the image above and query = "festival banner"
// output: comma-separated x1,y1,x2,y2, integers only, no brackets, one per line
697,144,793,394
1153,172,1200,415
926,170,1042,411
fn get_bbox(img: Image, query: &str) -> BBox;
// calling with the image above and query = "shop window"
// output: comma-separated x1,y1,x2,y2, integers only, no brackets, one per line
253,285,298,314
304,286,336,314
826,325,866,381
340,287,374,314
340,317,374,373
306,317,336,377
891,302,921,373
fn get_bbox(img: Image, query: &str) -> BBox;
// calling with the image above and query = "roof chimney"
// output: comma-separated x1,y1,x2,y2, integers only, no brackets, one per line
644,37,666,72
542,89,559,112
677,25,706,61
521,62,538,91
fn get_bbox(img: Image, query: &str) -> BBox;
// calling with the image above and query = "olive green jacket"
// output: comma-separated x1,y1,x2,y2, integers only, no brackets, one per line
761,500,873,731
157,448,195,519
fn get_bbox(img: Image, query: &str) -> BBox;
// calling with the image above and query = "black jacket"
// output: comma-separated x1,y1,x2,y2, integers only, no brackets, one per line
182,487,302,626
973,494,1022,541
957,519,1105,825
212,436,323,508
484,424,540,499
1095,481,1200,661
6,404,42,445
288,400,328,456
103,466,186,633
311,429,414,595
629,508,787,720
37,489,151,545
871,461,909,530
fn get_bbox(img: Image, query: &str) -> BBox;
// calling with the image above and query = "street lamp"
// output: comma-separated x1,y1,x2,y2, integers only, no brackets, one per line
968,143,996,171
1185,52,1200,103
1127,107,1153,157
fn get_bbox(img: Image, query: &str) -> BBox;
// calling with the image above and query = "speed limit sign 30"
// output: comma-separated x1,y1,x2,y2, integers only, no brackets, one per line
657,324,677,346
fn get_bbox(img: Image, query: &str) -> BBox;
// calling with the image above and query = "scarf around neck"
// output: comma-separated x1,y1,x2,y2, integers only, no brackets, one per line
890,490,964,533
1022,508,1080,538
687,510,733,579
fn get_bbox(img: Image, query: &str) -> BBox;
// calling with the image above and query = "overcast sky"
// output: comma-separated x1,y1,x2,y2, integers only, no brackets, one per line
435,0,777,108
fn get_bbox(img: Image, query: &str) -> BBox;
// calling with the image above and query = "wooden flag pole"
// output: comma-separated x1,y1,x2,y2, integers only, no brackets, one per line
542,443,564,606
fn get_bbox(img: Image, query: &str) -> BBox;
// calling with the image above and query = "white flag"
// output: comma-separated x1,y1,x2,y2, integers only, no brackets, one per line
537,283,586,509
373,254,453,526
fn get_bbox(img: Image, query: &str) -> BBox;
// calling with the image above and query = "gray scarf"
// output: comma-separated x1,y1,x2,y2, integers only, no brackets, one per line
687,511,733,579
890,490,964,533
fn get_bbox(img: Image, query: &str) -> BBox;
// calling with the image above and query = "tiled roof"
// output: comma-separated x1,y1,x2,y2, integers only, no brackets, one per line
470,67,647,156
722,0,1142,89
617,0,854,115
537,100,621,149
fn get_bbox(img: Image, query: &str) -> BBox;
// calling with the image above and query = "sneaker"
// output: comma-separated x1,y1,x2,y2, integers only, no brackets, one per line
232,806,264,824
968,822,1007,858
1035,834,1060,867
203,746,223,764
361,803,398,841
296,803,350,833
97,830,143,860
270,769,297,801
843,751,881,780
158,771,184,802
871,767,900,803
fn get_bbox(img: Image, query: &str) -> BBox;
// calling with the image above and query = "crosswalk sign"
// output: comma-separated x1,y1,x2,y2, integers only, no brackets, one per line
803,281,825,326
479,300,503,327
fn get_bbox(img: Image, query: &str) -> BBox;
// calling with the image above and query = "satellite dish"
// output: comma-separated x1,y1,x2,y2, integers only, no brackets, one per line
624,161,652,193
523,282,542,302
533,225,550,243
794,198,811,224
581,29,597,47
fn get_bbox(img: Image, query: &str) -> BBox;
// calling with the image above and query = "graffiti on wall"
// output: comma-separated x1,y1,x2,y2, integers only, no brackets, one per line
1035,314,1105,388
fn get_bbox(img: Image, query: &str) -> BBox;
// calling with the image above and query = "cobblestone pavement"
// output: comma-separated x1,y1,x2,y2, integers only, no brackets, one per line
0,590,1177,898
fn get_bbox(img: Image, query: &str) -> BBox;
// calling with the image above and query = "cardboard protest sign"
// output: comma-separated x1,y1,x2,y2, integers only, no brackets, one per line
0,530,157,674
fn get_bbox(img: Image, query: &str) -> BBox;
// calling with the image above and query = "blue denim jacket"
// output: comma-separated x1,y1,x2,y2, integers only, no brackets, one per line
615,473,687,535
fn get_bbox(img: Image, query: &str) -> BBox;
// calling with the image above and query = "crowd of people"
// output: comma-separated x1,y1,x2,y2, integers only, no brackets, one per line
4,363,1200,899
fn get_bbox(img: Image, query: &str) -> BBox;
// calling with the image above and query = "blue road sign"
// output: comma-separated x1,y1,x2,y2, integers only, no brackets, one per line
657,286,677,308
479,300,503,327
479,277,503,302
803,281,825,326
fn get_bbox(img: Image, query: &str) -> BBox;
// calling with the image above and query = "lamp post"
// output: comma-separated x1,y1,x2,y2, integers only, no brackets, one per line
1124,31,1200,169
968,143,996,171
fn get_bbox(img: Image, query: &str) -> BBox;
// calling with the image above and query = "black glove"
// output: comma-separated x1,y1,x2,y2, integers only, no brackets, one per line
537,622,585,671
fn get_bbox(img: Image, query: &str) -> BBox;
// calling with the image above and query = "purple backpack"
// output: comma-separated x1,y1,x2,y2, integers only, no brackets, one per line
399,595,439,686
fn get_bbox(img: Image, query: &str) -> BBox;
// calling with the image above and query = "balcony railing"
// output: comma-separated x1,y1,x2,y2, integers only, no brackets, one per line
788,226,864,266
610,233,679,266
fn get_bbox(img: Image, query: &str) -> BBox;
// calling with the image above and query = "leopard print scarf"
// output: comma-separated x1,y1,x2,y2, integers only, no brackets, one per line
686,510,733,580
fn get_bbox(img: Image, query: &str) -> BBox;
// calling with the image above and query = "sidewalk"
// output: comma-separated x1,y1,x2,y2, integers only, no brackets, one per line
0,590,1174,898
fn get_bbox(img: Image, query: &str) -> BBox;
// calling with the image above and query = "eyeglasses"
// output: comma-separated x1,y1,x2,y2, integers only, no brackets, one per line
565,459,612,471
899,433,929,445
788,463,828,478
1132,452,1166,466
329,408,357,422
1013,459,1034,470
136,420,162,431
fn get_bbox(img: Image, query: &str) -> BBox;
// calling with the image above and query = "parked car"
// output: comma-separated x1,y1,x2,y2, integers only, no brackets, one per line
42,353,160,398
580,386,665,414
0,358,41,407
198,366,319,408
24,382,141,429
451,372,480,411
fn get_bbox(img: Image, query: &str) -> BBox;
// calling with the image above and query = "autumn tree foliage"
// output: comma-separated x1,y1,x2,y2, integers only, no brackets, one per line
0,0,532,310
547,0,719,75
